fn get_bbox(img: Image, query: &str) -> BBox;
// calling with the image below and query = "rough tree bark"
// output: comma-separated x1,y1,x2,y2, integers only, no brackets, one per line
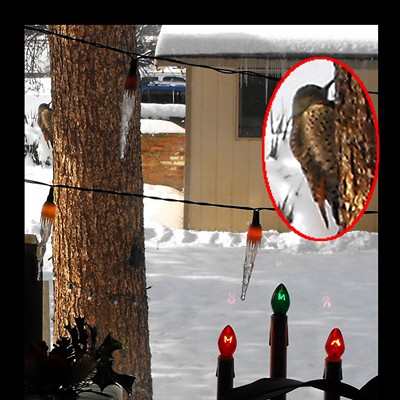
48,25,152,400
334,64,378,231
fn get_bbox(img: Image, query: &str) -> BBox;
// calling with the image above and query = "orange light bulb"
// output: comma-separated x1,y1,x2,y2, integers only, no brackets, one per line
247,209,262,245
41,187,56,222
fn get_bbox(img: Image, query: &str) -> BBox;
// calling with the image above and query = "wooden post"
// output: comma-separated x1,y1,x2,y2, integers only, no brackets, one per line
24,234,43,353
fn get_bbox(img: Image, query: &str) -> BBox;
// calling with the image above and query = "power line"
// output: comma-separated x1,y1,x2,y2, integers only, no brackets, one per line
25,25,380,94
24,179,274,212
24,25,281,82
24,178,378,214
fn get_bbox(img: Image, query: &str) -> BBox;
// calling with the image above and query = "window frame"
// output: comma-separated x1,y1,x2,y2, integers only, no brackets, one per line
237,69,280,139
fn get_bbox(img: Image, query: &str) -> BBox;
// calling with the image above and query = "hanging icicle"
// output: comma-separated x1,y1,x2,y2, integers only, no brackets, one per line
36,187,56,280
120,94,135,159
241,209,263,301
121,57,139,159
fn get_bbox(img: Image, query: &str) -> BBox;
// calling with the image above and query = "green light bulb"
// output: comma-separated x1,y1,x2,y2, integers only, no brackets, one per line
271,283,290,315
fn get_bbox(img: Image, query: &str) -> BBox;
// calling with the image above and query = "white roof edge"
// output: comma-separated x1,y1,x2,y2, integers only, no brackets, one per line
155,25,378,59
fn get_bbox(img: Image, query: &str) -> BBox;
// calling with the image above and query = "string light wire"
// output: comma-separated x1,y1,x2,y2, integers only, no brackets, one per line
24,25,379,93
24,179,274,212
24,25,378,215
24,179,377,214
24,25,282,81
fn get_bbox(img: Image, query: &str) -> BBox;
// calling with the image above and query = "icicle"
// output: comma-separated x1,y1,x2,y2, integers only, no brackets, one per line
36,187,56,280
265,58,270,79
36,242,47,281
121,57,139,159
243,58,248,86
241,255,255,301
120,93,135,159
241,209,263,301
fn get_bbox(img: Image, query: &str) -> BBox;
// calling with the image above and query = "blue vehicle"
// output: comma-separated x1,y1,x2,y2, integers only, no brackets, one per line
141,74,186,104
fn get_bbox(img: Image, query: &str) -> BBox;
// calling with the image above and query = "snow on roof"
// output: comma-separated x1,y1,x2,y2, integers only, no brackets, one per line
155,25,378,59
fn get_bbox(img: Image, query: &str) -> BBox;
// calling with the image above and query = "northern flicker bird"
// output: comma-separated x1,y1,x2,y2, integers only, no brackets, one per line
290,80,341,231
37,103,53,148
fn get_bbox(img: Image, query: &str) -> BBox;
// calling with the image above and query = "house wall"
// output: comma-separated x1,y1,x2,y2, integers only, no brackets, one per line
183,57,378,233
184,60,285,233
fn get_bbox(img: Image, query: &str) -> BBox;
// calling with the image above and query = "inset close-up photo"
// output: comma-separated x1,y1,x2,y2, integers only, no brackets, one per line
263,57,379,240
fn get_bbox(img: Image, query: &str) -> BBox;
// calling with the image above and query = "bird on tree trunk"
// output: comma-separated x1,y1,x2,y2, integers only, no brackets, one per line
37,102,53,149
290,79,341,232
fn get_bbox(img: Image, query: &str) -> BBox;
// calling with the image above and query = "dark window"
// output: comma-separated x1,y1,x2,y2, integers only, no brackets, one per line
238,72,280,138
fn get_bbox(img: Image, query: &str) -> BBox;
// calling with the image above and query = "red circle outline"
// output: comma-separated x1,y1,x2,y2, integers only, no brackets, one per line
262,56,379,242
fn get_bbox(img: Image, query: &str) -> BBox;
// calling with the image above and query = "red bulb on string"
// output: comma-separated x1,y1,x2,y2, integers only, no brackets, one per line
247,209,262,246
41,187,56,224
218,325,237,359
124,57,138,97
325,328,345,361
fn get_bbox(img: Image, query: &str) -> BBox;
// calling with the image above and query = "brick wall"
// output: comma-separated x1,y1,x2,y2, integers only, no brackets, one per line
141,133,185,191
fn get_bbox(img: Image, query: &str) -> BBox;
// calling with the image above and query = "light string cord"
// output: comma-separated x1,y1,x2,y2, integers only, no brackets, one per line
24,25,281,81
24,25,379,92
25,179,274,212
25,179,378,214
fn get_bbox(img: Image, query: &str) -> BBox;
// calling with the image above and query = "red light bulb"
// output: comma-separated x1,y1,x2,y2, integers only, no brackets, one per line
247,210,262,245
325,328,345,361
124,57,139,98
218,325,237,359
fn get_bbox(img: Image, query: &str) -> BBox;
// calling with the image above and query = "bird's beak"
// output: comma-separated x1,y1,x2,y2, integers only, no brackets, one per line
324,79,335,92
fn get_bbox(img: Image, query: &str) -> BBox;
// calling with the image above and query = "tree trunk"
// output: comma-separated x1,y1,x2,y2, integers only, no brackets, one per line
334,64,378,231
48,25,152,400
